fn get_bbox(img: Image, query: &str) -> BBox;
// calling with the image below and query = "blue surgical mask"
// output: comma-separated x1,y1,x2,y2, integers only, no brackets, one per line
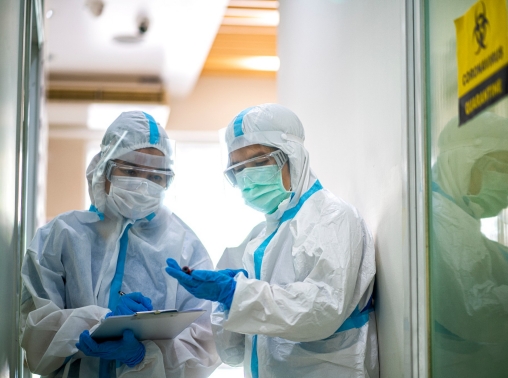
235,165,291,214
464,171,508,218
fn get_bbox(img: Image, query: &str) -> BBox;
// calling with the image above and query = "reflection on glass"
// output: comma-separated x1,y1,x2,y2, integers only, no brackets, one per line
430,112,508,377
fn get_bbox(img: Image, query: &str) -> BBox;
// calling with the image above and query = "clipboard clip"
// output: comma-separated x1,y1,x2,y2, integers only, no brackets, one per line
135,310,161,316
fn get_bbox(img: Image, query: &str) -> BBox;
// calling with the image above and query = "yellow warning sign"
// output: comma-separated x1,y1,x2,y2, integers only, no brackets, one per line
455,0,508,124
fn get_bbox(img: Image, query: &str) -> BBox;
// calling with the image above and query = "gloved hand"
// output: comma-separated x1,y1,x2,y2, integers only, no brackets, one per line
76,329,145,368
106,292,153,317
165,258,239,309
217,268,249,278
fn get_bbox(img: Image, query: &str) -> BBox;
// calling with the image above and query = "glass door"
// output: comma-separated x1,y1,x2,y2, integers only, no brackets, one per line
425,1,508,377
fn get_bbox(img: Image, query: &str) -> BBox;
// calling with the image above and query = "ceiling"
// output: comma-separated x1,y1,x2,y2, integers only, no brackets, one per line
45,0,278,101
203,0,278,77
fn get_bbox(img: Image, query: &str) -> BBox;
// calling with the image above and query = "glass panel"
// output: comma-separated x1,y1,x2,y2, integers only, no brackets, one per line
426,1,508,377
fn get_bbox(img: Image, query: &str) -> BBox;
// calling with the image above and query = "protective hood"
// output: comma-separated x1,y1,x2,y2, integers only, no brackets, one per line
86,111,174,216
224,103,315,217
432,112,508,214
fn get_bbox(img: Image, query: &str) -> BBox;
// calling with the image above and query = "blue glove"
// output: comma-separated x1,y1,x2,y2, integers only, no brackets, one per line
217,268,248,278
106,292,153,317
165,258,240,309
76,329,145,368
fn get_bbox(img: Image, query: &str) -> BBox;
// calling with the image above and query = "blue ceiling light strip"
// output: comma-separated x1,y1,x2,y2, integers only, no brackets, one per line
233,107,253,137
143,112,160,144
89,204,104,221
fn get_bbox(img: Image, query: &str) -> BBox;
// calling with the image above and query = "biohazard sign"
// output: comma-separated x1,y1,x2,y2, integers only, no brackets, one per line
455,0,508,125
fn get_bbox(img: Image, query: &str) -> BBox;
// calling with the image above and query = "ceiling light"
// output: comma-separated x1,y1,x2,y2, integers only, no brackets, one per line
113,35,144,44
46,9,54,19
85,0,105,17
237,56,280,71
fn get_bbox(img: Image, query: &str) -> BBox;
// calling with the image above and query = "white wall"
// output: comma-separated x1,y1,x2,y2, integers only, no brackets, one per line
278,1,410,377
167,76,277,131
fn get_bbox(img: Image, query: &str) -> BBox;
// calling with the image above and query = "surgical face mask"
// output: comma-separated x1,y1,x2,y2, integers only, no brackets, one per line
235,165,291,214
464,171,508,218
106,176,165,220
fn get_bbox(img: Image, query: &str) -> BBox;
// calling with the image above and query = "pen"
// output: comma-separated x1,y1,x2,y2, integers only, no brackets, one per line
182,266,193,275
119,291,126,296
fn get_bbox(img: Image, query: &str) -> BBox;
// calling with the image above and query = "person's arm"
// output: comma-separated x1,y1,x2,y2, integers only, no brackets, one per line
211,303,245,366
432,195,508,343
210,222,265,366
20,245,109,375
222,206,375,342
153,238,221,378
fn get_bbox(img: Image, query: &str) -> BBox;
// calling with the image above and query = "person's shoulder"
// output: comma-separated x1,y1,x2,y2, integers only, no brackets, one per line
161,209,197,235
304,187,362,221
49,209,103,229
29,210,100,252
157,208,206,247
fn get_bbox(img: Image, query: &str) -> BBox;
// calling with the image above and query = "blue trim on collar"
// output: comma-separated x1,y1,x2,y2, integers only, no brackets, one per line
89,204,104,221
254,180,323,280
280,180,323,224
145,212,156,221
432,181,476,217
431,182,455,204
233,107,253,137
251,180,323,375
108,224,132,311
143,112,160,145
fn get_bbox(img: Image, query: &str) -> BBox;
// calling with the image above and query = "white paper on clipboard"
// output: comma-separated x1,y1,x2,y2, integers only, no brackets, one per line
91,309,206,341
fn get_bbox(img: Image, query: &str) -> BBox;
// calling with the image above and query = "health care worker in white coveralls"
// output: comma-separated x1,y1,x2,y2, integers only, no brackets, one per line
166,103,379,377
20,111,220,377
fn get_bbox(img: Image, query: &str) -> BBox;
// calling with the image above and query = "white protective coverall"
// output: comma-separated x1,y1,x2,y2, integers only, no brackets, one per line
431,113,508,378
212,104,379,378
20,111,220,377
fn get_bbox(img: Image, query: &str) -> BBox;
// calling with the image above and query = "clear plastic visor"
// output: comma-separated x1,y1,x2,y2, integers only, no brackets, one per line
106,160,174,189
116,149,174,170
224,149,288,187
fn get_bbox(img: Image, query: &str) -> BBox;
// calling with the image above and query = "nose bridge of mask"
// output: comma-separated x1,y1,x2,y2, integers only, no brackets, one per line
111,176,163,196
482,170,508,190
236,165,281,188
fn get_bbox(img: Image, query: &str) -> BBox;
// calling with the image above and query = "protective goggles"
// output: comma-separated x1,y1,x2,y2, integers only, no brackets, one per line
224,149,288,187
105,160,174,189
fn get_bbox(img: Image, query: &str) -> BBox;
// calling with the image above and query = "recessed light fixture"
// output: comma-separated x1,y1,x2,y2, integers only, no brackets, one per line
113,35,144,44
85,0,105,17
238,56,280,71
46,9,53,19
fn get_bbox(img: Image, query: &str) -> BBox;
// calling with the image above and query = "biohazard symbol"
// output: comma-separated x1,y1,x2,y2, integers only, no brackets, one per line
473,1,489,54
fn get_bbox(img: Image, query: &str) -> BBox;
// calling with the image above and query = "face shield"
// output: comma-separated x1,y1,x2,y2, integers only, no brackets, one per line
223,104,314,217
223,149,288,187
87,111,175,218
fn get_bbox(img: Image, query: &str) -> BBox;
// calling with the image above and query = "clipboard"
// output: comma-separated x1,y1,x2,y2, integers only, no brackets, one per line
91,309,206,341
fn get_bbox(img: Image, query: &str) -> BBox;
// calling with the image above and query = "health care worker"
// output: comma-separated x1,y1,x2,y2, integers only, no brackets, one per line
20,111,220,377
166,104,379,377
431,112,508,378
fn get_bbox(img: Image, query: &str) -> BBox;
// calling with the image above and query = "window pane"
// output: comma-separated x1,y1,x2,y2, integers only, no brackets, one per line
164,141,264,266
426,1,508,377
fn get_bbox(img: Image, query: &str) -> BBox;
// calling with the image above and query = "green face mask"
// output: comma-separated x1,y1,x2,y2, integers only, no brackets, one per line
235,165,291,214
464,171,508,218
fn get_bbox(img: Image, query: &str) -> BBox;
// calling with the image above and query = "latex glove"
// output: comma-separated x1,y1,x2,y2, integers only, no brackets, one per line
106,292,153,317
217,268,249,278
165,258,237,309
76,329,145,368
